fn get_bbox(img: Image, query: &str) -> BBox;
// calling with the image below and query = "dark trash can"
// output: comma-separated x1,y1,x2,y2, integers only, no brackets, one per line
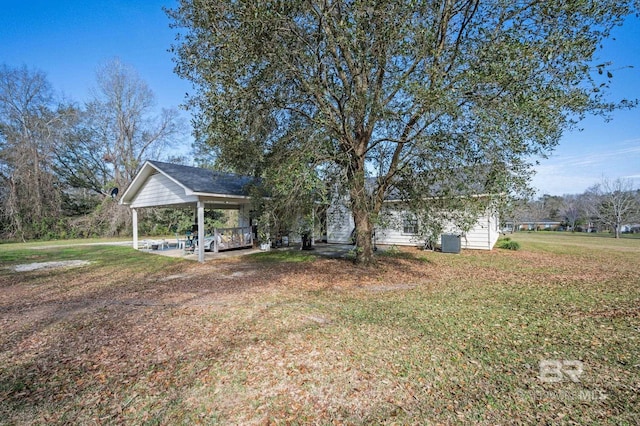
301,233,313,250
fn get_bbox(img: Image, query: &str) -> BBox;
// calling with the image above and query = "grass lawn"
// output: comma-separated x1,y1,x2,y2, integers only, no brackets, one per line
0,233,638,424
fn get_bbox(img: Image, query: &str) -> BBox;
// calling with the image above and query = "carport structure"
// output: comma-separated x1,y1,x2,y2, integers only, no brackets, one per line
120,160,256,262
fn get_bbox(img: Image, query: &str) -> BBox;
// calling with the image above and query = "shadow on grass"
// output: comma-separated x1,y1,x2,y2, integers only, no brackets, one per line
0,247,297,422
248,249,316,263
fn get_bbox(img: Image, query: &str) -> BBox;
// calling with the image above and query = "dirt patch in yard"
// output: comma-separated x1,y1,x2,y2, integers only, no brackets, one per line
365,283,419,292
8,260,92,272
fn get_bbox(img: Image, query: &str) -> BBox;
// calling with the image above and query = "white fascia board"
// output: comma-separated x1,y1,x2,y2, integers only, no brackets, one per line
189,191,252,200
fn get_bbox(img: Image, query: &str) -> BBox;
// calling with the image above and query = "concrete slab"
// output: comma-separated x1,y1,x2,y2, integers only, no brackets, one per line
140,246,262,261
141,243,376,261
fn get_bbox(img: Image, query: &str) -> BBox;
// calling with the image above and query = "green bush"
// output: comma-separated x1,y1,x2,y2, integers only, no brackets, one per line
385,244,400,255
498,240,520,250
377,244,415,259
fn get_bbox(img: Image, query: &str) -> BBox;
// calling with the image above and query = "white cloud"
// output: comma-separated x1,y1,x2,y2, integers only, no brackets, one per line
531,139,640,195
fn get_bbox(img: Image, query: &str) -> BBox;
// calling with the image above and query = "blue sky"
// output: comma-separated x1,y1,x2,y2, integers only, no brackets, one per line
2,1,639,196
530,15,640,196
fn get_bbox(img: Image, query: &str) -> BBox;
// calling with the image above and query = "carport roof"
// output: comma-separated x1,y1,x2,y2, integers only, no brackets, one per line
147,160,255,195
120,160,258,207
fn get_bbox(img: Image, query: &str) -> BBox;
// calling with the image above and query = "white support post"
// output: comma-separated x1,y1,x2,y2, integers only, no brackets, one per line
197,200,205,263
132,208,139,249
214,228,219,253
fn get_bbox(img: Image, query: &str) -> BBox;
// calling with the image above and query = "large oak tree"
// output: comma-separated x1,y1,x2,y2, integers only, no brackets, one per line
168,0,636,264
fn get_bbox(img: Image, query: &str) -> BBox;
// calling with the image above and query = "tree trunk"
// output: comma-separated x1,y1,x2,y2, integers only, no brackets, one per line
352,203,374,265
348,154,375,265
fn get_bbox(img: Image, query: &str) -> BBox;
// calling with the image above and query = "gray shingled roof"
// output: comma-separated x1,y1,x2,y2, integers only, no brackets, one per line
148,160,256,196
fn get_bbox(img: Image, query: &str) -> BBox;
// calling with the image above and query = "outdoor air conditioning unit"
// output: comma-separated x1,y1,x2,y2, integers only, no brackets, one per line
441,234,461,254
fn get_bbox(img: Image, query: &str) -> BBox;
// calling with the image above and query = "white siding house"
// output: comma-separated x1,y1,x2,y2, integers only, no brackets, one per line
123,161,499,255
326,199,500,251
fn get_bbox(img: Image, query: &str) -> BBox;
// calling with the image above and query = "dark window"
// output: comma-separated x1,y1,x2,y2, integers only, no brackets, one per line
403,215,418,234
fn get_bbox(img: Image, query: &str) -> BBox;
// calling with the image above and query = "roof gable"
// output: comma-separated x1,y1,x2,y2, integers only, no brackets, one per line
120,160,257,207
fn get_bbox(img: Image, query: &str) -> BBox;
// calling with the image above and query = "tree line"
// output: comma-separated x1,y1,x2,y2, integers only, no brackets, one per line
509,177,640,238
0,59,188,241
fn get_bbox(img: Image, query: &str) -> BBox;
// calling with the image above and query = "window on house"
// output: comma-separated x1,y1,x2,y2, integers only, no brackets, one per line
403,215,418,234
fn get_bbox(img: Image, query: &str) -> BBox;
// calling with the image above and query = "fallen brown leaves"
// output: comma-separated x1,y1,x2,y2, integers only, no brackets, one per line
1,237,639,424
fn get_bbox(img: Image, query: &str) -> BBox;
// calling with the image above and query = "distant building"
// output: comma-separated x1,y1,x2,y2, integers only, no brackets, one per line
621,224,640,234
504,219,562,232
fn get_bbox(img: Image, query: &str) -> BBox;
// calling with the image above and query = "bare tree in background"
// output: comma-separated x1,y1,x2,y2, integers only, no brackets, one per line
585,177,639,238
527,199,548,231
561,194,586,231
0,64,67,240
87,58,184,190
56,59,185,235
